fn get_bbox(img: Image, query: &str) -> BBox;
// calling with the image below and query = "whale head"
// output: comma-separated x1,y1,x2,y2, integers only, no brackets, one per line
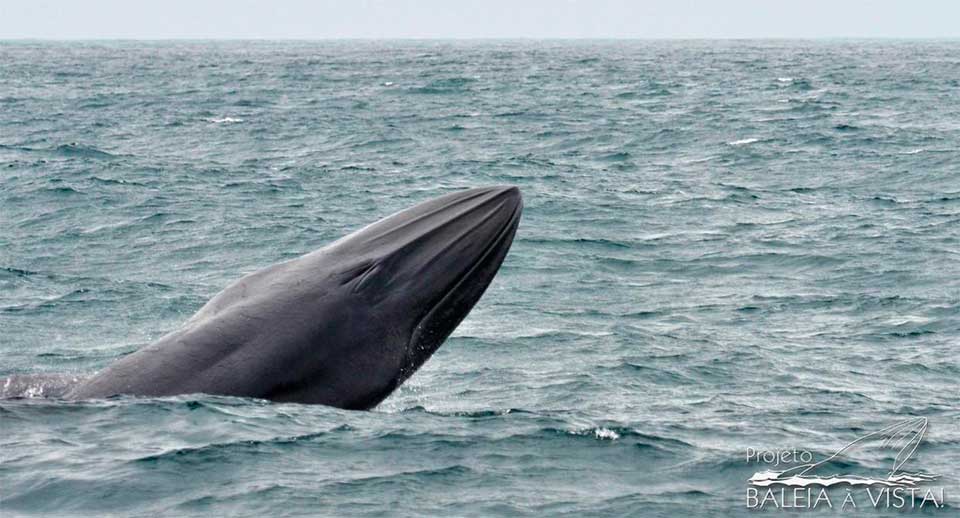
298,185,523,407
69,186,522,409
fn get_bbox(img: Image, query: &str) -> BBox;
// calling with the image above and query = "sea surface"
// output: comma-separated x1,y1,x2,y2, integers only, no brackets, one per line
1,40,958,517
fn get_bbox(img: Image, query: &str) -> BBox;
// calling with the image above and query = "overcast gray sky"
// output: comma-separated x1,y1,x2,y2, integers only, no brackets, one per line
1,0,957,39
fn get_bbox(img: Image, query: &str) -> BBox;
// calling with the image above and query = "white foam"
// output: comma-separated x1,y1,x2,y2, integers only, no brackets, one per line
594,428,620,440
728,137,760,146
208,117,244,124
887,315,932,326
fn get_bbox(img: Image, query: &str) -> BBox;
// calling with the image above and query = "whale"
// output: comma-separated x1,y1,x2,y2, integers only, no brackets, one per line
3,186,522,409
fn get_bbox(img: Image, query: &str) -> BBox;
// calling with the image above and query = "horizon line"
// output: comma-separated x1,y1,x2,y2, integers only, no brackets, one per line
3,36,959,42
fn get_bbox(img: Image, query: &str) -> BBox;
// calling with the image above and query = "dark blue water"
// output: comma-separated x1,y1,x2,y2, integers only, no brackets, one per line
1,40,958,517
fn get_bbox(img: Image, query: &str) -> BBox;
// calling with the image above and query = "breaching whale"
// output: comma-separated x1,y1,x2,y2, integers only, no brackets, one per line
3,186,522,410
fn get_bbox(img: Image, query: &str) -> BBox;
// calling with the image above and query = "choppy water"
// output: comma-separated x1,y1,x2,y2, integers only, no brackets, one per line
1,40,959,517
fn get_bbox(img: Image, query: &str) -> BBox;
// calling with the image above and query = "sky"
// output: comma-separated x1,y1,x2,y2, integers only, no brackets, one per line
1,0,957,40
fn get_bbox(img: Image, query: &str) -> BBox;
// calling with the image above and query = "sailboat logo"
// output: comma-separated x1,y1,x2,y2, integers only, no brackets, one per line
749,417,938,488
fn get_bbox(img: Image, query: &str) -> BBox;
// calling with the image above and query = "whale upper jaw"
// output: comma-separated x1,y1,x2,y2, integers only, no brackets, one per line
65,186,522,410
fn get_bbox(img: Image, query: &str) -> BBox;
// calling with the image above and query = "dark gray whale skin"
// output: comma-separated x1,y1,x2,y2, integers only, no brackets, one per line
59,186,522,409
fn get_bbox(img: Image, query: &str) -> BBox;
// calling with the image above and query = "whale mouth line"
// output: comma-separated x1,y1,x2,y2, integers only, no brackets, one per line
401,198,522,382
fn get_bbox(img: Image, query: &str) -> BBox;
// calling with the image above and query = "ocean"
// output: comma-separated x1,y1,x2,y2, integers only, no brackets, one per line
1,40,958,516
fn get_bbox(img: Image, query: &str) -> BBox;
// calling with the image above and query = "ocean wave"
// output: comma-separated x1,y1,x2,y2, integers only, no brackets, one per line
3,40,959,518
52,143,116,159
131,429,343,464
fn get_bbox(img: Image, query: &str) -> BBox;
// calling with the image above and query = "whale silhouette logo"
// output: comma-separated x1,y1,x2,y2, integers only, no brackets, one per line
749,418,938,488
